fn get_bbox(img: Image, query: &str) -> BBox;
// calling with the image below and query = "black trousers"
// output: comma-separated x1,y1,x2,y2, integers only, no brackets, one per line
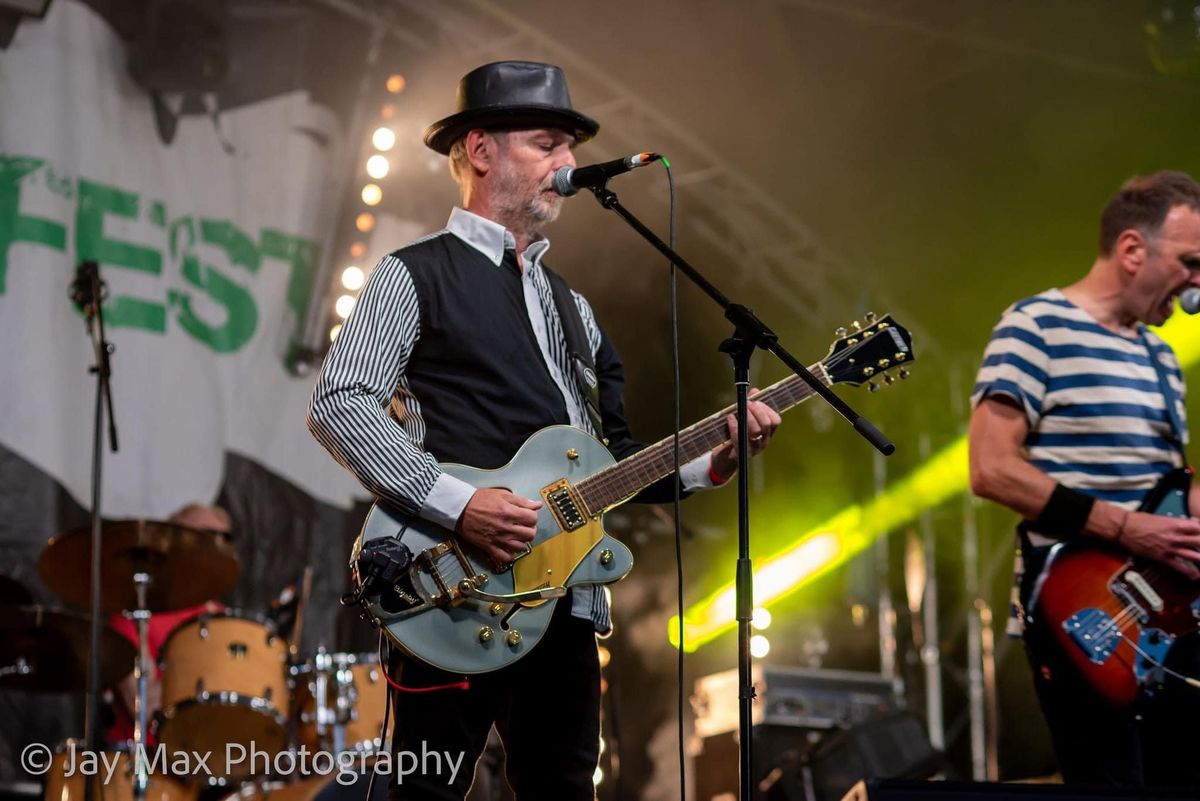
386,594,601,801
1024,621,1200,787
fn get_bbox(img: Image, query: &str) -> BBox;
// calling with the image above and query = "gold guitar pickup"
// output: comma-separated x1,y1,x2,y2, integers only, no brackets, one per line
541,479,589,531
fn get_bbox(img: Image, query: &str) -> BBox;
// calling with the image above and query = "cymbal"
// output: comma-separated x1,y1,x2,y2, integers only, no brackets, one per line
38,519,240,614
0,605,136,692
0,573,32,605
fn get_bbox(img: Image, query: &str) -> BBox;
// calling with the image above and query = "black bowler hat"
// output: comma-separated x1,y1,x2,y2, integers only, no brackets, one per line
423,61,599,155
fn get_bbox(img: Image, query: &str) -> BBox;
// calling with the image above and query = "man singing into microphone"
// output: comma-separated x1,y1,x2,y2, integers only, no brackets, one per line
307,61,780,800
968,170,1200,786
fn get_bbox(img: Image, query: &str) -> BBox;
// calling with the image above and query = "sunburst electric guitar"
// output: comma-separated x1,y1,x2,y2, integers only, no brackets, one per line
1032,468,1200,707
347,315,915,673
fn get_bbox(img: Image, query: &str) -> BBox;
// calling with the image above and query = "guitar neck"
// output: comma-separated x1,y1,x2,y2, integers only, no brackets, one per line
575,363,830,514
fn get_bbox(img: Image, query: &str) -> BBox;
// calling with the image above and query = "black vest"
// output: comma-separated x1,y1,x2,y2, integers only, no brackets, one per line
396,233,571,469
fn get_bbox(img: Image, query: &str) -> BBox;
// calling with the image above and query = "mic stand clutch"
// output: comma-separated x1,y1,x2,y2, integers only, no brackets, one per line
581,183,894,801
70,261,121,801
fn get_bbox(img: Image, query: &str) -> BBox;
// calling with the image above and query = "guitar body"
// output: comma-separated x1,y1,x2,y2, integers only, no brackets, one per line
343,313,915,674
353,426,633,674
1032,468,1200,707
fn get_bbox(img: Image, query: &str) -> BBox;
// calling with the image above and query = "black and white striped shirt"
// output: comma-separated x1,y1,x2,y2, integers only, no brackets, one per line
308,208,713,631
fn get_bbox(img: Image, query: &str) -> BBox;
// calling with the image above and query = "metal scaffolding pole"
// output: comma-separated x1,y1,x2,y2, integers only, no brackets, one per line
918,433,944,750
874,449,898,681
963,491,987,779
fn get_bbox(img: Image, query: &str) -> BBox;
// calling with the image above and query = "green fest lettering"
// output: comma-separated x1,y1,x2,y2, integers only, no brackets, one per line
0,154,319,361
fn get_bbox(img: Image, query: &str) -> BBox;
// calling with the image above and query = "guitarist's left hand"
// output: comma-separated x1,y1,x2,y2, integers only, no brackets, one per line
710,390,782,482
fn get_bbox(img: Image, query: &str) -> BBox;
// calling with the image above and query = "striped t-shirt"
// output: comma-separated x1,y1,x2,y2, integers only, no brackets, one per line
973,288,1187,517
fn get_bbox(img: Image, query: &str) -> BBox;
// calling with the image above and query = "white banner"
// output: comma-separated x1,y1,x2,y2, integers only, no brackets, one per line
0,1,362,516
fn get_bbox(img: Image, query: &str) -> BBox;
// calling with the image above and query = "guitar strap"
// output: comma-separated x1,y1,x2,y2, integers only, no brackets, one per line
1140,329,1189,463
543,266,605,438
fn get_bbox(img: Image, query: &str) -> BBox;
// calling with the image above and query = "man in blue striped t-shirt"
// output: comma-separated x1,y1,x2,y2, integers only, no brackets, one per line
969,171,1200,787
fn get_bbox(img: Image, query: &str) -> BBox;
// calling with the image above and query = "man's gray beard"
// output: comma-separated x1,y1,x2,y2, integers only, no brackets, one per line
529,194,562,225
495,192,561,231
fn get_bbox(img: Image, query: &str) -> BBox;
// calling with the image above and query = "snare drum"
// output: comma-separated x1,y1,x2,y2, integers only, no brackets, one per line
43,740,196,801
157,611,289,780
293,652,389,754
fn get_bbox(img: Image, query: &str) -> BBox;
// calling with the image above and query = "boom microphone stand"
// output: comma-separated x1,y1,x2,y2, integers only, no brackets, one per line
581,184,894,801
69,261,119,801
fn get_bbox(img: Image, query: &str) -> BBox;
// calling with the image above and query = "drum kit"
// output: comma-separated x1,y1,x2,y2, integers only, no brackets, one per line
1,518,391,801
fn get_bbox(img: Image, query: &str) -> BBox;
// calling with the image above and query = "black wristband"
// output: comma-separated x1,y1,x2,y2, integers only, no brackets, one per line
1033,483,1095,538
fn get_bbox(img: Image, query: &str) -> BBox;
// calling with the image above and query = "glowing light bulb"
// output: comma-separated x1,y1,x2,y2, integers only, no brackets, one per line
342,266,365,291
366,155,390,179
372,127,396,151
750,634,771,659
752,607,772,631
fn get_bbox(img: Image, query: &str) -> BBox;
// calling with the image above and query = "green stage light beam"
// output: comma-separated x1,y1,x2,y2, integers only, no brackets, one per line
670,313,1200,652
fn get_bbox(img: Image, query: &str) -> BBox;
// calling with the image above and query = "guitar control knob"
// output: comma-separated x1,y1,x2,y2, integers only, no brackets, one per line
566,449,579,460
599,549,614,566
506,630,523,647
478,626,494,644
489,603,504,616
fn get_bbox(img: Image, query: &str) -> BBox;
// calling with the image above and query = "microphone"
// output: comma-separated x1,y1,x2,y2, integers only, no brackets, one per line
552,152,662,197
1181,288,1200,315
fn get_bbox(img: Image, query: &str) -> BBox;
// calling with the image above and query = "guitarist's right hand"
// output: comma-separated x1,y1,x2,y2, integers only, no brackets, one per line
455,487,543,567
1115,510,1200,580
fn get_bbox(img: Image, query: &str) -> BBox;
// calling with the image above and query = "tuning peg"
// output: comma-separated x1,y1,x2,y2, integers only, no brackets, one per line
864,311,876,325
851,320,862,332
883,373,895,386
898,368,910,380
867,380,879,392
835,326,848,337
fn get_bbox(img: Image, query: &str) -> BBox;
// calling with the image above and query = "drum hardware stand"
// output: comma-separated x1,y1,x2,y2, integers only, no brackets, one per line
69,260,119,801
130,571,152,801
312,648,337,752
0,658,31,679
580,183,895,801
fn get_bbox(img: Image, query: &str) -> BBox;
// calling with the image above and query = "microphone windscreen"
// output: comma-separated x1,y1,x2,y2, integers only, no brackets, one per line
551,166,578,197
1181,287,1200,315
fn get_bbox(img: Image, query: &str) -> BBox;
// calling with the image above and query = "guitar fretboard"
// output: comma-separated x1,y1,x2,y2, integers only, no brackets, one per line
576,363,831,514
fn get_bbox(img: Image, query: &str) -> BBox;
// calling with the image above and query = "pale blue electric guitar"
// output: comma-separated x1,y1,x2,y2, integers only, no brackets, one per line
349,314,915,673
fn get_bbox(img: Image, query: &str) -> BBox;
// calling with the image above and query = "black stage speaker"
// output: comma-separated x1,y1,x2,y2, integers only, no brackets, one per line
695,712,941,801
841,779,1200,800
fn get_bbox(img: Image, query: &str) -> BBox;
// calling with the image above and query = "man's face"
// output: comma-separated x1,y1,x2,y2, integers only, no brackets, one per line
489,128,577,227
1129,204,1200,326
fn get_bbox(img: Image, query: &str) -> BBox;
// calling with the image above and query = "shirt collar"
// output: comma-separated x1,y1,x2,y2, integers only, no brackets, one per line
446,207,551,270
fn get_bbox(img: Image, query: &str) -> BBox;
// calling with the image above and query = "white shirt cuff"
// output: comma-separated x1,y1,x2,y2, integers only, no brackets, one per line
418,472,477,531
680,452,720,491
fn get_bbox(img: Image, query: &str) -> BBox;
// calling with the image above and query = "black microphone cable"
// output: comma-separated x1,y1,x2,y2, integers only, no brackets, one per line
662,155,689,801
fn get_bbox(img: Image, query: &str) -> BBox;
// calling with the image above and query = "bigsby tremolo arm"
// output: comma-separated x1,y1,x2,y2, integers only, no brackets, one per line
456,577,567,604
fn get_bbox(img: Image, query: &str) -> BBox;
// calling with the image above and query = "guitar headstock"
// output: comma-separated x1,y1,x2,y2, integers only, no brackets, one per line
821,313,915,392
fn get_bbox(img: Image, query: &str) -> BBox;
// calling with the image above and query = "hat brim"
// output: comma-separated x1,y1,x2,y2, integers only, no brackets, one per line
423,106,599,155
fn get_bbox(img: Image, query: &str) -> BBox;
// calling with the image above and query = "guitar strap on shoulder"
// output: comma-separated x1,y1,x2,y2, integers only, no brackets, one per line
543,266,605,438
1140,329,1189,463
